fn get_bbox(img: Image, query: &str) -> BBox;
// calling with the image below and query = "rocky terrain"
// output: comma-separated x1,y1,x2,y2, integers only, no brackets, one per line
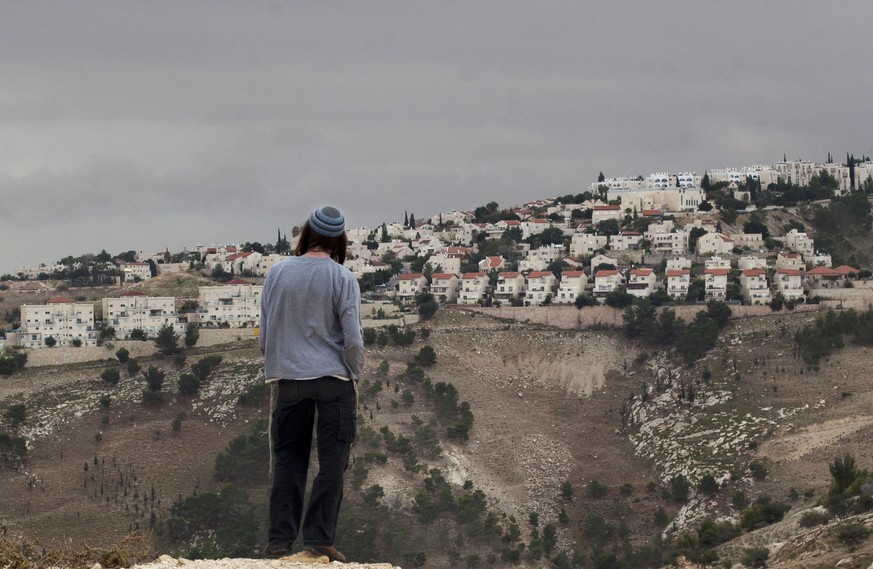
2,304,873,567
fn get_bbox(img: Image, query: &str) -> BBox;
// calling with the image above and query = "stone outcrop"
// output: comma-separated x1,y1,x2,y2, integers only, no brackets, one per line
133,551,400,569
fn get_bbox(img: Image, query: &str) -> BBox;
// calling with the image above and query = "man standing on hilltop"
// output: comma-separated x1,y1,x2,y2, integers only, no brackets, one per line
259,206,363,563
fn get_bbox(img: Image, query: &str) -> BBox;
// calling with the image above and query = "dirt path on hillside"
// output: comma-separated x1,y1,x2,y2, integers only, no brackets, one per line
760,414,873,462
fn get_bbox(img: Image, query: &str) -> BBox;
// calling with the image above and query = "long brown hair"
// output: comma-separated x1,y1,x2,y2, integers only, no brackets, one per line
294,221,348,264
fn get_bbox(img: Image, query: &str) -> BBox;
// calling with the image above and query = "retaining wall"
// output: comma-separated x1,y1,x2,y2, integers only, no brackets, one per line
22,328,256,368
461,302,823,330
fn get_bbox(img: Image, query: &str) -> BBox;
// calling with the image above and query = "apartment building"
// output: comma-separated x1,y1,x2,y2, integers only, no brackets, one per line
525,271,557,306
784,229,815,259
570,233,608,257
738,256,768,270
626,268,658,298
739,270,771,305
397,273,426,301
666,270,691,300
610,231,643,251
458,273,489,305
697,233,734,256
556,271,588,304
121,262,152,282
773,269,804,301
103,291,183,339
704,269,729,300
775,252,804,271
593,270,622,296
198,279,262,328
430,274,459,303
20,298,97,348
494,272,526,301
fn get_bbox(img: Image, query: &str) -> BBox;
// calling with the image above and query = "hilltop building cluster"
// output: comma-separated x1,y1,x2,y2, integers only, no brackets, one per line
4,155,871,350
12,280,262,349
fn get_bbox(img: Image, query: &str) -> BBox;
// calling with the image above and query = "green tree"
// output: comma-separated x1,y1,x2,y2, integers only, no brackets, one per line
4,403,26,432
115,347,130,363
127,358,141,376
44,336,57,348
184,323,199,347
166,484,259,558
0,432,28,467
178,373,201,396
829,454,863,496
671,474,691,503
698,473,719,496
142,366,165,392
100,367,121,386
414,345,437,368
154,323,180,356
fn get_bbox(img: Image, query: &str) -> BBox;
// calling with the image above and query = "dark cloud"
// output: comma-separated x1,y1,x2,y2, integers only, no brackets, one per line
2,1,872,272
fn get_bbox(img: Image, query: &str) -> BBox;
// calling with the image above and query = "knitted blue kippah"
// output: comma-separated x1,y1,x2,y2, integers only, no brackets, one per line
309,206,345,237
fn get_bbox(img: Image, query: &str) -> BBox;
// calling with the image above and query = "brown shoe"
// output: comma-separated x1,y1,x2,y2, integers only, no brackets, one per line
264,542,292,557
305,544,347,563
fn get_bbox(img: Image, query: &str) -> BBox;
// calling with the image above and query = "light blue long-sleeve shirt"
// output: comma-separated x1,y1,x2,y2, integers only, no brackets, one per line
259,256,364,381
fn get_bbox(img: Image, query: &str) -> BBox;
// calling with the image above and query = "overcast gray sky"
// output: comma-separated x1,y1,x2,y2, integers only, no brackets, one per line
2,2,871,274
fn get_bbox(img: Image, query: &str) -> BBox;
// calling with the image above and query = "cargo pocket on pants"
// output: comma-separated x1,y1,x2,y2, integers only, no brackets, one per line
338,407,357,442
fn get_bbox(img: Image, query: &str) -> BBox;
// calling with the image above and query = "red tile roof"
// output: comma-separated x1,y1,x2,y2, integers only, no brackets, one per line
527,271,554,279
225,278,252,285
705,268,729,276
497,272,521,279
561,271,585,278
776,269,803,276
593,205,620,211
742,269,766,276
666,270,690,277
595,270,619,277
431,273,457,280
641,209,664,216
461,272,487,279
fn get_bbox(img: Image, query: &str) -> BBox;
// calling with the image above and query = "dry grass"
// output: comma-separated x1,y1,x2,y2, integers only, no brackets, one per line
0,532,152,569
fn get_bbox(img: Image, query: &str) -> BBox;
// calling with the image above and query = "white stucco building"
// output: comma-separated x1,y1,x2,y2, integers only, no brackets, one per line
525,271,557,306
704,268,729,300
397,273,426,301
494,272,526,301
570,233,609,257
198,279,262,328
739,270,771,305
626,268,658,298
773,269,804,301
20,298,97,348
430,273,459,303
666,270,691,300
103,291,183,339
556,271,588,304
458,272,489,305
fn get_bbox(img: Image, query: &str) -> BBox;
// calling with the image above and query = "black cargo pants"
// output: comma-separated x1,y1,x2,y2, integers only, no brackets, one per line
268,376,356,548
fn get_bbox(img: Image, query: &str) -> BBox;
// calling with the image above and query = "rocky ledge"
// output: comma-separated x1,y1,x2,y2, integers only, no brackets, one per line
133,551,400,569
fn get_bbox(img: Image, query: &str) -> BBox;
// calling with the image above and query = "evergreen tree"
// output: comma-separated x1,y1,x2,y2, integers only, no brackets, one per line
154,323,180,356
